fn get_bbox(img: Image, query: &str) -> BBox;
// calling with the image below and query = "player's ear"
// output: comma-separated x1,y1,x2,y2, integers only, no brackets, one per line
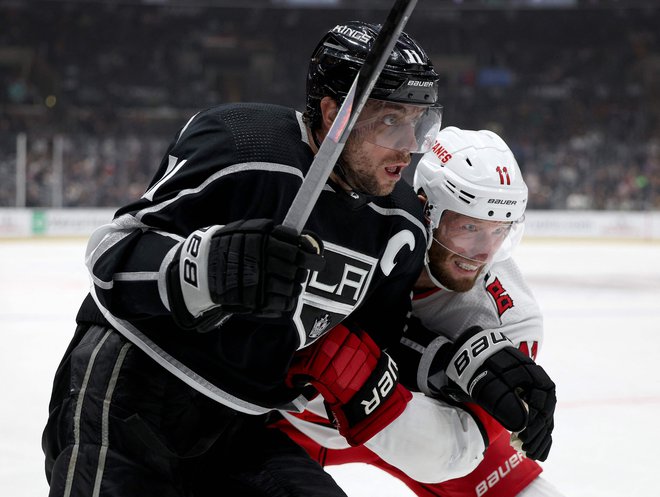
417,190,428,207
319,96,339,131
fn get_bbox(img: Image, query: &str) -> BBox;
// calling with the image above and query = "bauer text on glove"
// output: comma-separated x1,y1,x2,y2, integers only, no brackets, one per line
286,323,412,446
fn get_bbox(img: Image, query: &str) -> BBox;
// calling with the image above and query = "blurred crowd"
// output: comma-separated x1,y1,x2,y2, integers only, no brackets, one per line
0,2,658,209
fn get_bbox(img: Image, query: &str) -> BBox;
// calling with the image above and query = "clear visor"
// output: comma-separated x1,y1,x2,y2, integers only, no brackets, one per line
432,210,524,265
351,99,443,153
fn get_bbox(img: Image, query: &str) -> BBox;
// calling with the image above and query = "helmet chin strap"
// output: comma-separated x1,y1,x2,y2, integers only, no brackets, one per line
421,219,452,291
334,159,366,194
423,252,453,292
423,246,494,293
312,129,373,198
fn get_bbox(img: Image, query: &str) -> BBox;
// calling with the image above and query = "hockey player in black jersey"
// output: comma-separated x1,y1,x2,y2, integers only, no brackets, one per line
42,21,442,497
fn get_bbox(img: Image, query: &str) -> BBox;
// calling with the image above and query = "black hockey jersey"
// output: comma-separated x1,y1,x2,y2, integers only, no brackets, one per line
79,103,428,414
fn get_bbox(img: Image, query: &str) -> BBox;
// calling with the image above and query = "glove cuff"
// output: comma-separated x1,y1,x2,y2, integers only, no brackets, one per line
461,402,507,449
446,328,513,395
339,352,400,426
417,334,452,396
177,226,224,318
337,383,412,446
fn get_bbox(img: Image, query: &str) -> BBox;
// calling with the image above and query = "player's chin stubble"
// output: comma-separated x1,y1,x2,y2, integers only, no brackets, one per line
429,249,481,293
341,138,406,197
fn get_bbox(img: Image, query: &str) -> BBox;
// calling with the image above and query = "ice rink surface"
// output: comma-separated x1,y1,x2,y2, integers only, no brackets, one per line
1,237,659,497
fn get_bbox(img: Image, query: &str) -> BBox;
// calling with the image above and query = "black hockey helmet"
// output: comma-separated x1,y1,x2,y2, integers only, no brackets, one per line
304,21,440,130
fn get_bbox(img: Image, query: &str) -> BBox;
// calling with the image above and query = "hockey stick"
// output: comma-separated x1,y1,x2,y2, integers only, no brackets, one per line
282,0,419,233
197,1,418,333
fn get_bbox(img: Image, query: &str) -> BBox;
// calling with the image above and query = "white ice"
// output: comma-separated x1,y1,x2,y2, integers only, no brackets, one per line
1,238,659,497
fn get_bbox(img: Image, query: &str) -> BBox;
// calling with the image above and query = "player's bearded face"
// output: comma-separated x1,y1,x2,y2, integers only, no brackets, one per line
426,235,485,293
339,100,431,196
425,211,512,292
340,134,410,196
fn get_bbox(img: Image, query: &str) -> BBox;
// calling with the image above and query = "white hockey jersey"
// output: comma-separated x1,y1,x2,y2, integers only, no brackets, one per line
411,257,543,358
281,257,543,483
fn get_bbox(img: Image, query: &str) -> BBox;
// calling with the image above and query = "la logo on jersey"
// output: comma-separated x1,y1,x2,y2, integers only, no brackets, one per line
486,277,514,317
293,240,378,347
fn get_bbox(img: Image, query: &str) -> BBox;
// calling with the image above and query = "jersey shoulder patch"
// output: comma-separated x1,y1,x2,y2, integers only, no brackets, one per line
485,276,515,318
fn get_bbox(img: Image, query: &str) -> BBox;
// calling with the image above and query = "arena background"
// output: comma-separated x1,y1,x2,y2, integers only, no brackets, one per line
1,0,658,215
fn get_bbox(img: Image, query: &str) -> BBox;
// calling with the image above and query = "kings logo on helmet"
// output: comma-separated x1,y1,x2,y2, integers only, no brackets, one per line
331,24,371,43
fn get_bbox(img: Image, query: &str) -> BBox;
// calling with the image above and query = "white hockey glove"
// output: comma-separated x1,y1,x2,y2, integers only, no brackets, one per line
167,219,324,330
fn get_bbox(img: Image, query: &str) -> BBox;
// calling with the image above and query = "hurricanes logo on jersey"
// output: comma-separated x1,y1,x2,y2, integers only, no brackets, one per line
486,277,514,317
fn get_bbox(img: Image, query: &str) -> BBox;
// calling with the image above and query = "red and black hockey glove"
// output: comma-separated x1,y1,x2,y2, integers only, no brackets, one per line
286,324,412,446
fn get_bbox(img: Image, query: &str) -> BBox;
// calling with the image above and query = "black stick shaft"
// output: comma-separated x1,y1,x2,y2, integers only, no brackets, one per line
283,0,418,233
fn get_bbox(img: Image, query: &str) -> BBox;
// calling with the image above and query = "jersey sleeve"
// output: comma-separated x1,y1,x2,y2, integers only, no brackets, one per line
280,393,491,484
86,105,308,324
364,393,488,483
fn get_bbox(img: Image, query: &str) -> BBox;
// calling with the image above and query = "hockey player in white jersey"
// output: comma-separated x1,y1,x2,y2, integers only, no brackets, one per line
275,127,564,497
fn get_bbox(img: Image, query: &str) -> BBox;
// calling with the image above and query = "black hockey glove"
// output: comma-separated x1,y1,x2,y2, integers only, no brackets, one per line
441,326,556,461
167,219,325,329
396,321,556,461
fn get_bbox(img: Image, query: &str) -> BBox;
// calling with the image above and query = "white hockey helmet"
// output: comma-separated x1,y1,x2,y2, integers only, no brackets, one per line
414,126,528,263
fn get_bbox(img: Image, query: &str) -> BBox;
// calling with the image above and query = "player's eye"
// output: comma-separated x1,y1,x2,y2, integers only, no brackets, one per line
493,224,513,236
382,114,401,126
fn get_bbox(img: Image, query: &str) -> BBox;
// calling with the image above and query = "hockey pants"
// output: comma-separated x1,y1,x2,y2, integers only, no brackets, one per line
42,324,349,497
